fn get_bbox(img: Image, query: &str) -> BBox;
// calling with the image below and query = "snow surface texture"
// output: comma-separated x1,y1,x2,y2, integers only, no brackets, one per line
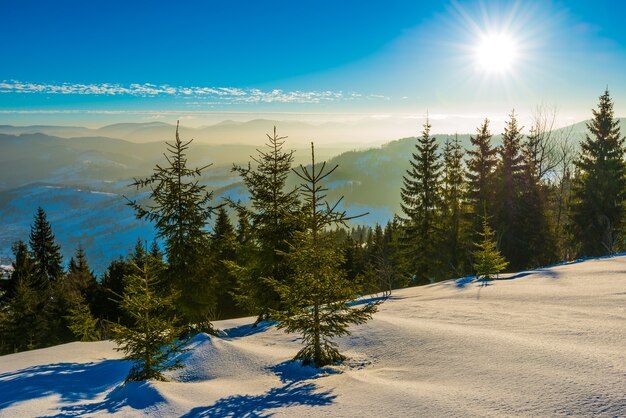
0,256,624,417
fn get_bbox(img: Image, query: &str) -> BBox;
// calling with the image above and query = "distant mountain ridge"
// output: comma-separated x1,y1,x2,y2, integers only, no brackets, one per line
2,116,621,148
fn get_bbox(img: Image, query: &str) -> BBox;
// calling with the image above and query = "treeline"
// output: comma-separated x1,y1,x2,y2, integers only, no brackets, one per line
397,89,625,284
0,89,624,372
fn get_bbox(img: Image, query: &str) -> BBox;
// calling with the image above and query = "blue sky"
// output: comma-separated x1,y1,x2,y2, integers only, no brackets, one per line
2,0,626,131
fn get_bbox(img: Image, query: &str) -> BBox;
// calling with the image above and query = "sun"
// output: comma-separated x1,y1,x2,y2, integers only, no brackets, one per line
475,32,518,73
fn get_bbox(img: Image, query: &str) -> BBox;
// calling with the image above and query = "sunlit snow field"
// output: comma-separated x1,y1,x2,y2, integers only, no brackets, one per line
1,256,624,417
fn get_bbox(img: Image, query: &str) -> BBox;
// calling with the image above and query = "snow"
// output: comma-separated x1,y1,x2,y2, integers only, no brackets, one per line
1,255,625,417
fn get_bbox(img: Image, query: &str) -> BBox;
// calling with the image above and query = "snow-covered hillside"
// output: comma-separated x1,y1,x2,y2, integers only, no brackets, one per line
1,256,624,417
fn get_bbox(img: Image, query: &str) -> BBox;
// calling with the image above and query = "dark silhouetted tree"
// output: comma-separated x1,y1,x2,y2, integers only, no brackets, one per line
466,119,498,222
570,89,626,256
29,207,63,290
441,134,470,276
494,110,526,269
400,119,443,284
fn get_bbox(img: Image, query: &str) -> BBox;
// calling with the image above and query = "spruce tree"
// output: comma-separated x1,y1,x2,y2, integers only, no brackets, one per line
127,121,215,326
466,119,498,221
98,257,134,326
494,111,526,269
441,134,470,276
380,218,409,291
64,246,99,306
210,207,240,318
520,133,558,267
2,240,35,303
6,276,41,352
570,89,626,256
231,127,301,324
272,143,378,367
29,207,63,290
473,212,509,282
4,240,48,351
110,257,188,382
400,119,443,284
65,296,100,342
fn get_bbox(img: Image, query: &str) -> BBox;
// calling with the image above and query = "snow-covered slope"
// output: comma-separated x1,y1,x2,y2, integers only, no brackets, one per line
1,256,625,417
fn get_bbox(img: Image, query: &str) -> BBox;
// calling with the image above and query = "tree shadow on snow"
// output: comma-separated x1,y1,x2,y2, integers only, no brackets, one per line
45,380,165,417
220,320,278,339
0,360,130,411
180,361,337,418
0,359,166,417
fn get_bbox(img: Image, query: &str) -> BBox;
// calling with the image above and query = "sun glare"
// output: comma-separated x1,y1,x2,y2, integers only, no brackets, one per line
475,32,518,73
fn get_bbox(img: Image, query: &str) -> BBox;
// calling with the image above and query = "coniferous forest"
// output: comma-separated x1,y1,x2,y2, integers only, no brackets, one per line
1,89,625,379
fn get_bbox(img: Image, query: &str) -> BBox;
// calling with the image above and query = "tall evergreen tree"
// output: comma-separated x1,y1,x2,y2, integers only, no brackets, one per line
110,257,188,382
494,110,526,269
64,246,99,306
380,218,409,291
98,257,134,326
231,127,301,324
441,134,470,276
520,133,558,267
127,121,215,326
5,275,41,352
29,207,63,289
400,119,443,284
2,241,35,303
210,207,240,318
272,143,378,367
570,89,626,256
4,240,49,351
466,119,498,220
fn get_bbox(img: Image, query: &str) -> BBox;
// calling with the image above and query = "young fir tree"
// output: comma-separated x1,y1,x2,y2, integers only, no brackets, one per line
570,89,626,256
466,119,498,223
441,134,470,277
29,207,64,290
272,143,379,367
6,275,41,352
110,257,188,382
400,119,443,284
65,296,100,342
494,110,526,270
127,121,215,326
473,212,509,282
231,127,301,324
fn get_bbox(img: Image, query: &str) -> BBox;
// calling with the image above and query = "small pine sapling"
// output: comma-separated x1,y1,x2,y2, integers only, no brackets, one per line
473,212,509,282
272,143,379,367
110,257,188,382
65,296,100,342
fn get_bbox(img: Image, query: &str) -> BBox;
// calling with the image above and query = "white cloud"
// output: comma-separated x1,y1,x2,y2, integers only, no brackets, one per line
0,80,388,104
